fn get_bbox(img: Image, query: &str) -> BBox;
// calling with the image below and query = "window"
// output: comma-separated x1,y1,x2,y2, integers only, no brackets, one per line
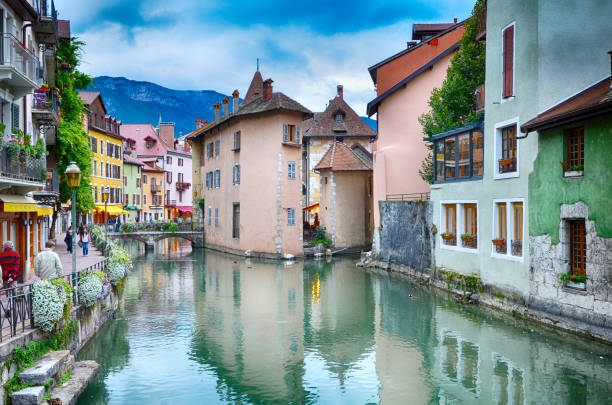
214,169,220,188
463,204,477,249
208,207,212,226
233,131,241,150
94,186,98,203
512,202,523,257
335,113,343,122
106,163,110,178
566,127,584,170
232,164,240,185
442,204,457,246
495,203,507,254
502,24,514,99
232,203,240,238
214,139,220,156
441,201,479,251
136,177,140,188
100,140,104,155
93,160,97,176
178,191,182,203
167,156,172,165
143,175,147,184
492,200,524,258
167,171,172,184
283,124,300,144
206,142,213,158
569,220,586,276
146,140,154,149
433,126,484,183
166,190,170,205
288,161,296,179
125,193,128,204
287,208,295,226
144,194,147,205
178,158,183,167
215,208,219,227
205,171,212,189
124,176,127,186
499,125,517,173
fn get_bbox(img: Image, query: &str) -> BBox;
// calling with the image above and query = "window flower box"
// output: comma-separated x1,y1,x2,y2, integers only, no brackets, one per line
559,272,587,290
441,232,455,240
461,233,475,242
492,238,505,246
498,158,513,166
563,170,583,178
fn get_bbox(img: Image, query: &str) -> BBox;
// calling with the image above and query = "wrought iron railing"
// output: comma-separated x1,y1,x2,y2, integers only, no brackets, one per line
442,236,457,246
0,147,46,183
115,222,201,233
499,157,517,174
33,88,60,117
176,182,191,191
386,192,430,201
0,34,41,84
495,242,507,254
0,258,107,340
461,236,478,249
512,240,522,256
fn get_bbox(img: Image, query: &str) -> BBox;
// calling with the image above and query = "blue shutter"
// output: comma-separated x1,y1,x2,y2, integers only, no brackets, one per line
237,164,240,184
283,124,288,142
296,125,300,144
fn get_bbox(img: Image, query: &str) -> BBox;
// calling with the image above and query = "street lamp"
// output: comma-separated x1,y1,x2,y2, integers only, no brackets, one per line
65,162,81,300
101,186,110,239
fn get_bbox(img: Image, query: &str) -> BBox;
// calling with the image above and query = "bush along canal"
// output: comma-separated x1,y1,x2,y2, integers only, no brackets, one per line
76,238,612,404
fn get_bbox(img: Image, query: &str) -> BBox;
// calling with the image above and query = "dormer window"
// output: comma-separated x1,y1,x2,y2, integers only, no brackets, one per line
335,114,343,123
144,136,156,149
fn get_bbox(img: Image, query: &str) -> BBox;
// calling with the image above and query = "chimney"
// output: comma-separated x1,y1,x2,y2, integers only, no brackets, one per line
454,17,457,24
222,96,229,116
263,78,273,101
232,89,240,113
159,122,175,146
214,102,220,121
200,119,207,129
337,85,343,99
195,118,200,129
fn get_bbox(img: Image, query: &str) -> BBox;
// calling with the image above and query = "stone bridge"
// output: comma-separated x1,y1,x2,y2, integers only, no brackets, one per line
106,230,205,250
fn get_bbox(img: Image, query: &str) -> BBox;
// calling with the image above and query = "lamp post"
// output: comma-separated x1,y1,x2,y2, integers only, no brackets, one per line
65,162,82,300
102,187,110,240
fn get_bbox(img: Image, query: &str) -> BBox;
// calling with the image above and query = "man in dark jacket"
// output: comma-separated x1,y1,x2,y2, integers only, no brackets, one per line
64,226,73,254
0,241,20,288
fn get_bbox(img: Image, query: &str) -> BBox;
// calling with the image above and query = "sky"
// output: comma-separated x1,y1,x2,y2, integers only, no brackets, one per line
54,0,475,116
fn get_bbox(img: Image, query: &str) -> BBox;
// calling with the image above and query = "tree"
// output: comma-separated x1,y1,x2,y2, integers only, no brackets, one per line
418,0,486,183
48,37,93,238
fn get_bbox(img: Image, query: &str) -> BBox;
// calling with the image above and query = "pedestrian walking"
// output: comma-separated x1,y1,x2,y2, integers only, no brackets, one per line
81,228,90,256
115,217,121,232
78,223,84,238
34,240,63,280
0,241,20,288
64,226,73,254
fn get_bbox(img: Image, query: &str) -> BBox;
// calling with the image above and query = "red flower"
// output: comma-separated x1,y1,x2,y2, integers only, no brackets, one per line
571,275,575,280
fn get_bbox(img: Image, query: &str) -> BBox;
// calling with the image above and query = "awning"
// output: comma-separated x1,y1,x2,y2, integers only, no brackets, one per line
0,194,38,212
176,206,193,213
124,205,138,210
37,206,53,216
303,203,320,211
94,205,130,216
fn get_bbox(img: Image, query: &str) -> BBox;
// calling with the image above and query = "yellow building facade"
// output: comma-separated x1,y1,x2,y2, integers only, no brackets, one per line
78,92,127,224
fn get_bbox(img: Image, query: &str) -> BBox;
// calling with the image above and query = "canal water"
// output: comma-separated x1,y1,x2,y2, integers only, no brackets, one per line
77,239,612,404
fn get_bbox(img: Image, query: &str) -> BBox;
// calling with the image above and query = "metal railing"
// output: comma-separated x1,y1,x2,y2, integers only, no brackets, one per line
0,146,46,183
386,192,430,201
150,183,161,193
176,182,191,191
35,0,58,20
33,88,60,117
165,199,176,207
0,258,107,340
499,157,517,174
0,34,41,84
114,222,202,233
512,240,522,256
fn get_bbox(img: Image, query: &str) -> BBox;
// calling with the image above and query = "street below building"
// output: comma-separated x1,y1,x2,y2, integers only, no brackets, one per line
75,239,612,404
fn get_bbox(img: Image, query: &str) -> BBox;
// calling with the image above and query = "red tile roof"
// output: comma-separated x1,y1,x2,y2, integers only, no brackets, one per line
57,20,71,39
315,142,373,172
123,154,145,166
120,124,170,157
521,76,612,132
303,90,376,138
77,91,101,107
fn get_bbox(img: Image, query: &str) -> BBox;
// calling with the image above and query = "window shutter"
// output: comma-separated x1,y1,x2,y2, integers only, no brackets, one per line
283,124,288,142
11,103,19,130
502,25,514,98
296,125,300,144
237,164,240,184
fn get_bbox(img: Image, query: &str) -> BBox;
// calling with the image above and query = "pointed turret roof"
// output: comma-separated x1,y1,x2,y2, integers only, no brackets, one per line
243,71,263,105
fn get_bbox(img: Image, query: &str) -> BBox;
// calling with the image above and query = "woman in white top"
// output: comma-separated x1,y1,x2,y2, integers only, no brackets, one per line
81,228,91,256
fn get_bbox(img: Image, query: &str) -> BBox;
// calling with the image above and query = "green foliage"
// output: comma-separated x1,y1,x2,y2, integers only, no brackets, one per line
55,37,94,213
58,370,73,386
559,272,587,284
162,222,178,233
311,226,331,247
418,0,486,183
198,198,205,209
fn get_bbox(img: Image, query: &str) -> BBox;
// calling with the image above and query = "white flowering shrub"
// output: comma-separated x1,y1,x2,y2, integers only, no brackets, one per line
107,261,127,286
78,272,104,307
32,279,69,332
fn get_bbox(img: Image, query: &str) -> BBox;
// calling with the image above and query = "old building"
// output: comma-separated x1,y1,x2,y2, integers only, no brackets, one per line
302,85,375,227
367,20,465,251
78,91,127,224
314,142,373,248
188,71,312,257
123,154,143,222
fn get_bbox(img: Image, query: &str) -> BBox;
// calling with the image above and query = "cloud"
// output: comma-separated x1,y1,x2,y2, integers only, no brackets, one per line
55,0,475,116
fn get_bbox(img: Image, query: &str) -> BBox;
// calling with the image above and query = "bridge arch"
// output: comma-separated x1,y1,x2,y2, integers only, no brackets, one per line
107,231,204,250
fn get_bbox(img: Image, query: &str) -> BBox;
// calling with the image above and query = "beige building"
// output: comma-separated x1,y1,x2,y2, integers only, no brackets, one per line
315,142,373,248
188,71,312,257
302,85,375,224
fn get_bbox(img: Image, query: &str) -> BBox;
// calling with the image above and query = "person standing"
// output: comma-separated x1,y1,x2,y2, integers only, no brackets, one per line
64,226,73,254
81,228,90,256
34,240,64,280
0,241,20,288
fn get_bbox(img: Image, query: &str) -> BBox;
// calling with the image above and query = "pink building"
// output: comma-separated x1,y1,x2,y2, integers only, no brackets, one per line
366,22,465,244
187,72,312,257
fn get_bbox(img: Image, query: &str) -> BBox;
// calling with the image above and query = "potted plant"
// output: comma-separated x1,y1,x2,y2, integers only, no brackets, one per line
559,272,587,289
560,161,584,177
461,233,475,242
441,232,454,240
492,238,505,246
498,158,513,166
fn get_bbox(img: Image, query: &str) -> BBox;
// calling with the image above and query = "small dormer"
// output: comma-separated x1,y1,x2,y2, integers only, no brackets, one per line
332,108,346,123
144,135,157,149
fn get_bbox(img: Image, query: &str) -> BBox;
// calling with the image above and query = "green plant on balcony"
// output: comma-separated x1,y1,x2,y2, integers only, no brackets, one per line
441,232,455,240
461,233,475,242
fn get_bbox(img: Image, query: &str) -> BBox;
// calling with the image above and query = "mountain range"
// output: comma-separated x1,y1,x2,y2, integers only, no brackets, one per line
86,76,376,137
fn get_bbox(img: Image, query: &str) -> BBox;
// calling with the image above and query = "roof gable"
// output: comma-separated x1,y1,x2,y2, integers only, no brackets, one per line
315,142,373,172
303,92,376,138
120,124,170,157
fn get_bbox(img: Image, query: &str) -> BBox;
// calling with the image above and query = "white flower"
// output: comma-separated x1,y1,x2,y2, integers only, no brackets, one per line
32,280,66,332
78,273,104,307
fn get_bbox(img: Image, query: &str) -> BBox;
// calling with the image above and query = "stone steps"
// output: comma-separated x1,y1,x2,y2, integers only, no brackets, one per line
10,350,98,405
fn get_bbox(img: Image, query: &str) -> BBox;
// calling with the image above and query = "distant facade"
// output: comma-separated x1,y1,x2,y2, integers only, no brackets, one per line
315,142,373,248
140,161,164,222
367,21,465,250
123,154,143,222
158,121,193,219
188,71,312,257
302,85,375,226
78,91,127,224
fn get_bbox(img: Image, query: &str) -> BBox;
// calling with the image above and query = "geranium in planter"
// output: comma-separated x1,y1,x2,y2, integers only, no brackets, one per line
492,238,505,246
78,271,105,307
441,232,455,240
559,272,587,285
461,233,475,242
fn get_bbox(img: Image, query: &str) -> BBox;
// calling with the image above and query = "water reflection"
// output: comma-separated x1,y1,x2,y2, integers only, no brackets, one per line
77,243,612,404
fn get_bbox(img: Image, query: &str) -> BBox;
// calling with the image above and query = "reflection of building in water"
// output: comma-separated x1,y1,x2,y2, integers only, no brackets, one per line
191,251,309,403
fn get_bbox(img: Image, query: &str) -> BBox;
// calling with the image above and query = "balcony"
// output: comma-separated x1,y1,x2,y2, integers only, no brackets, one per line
176,181,191,191
43,48,56,87
32,169,59,206
165,199,176,207
33,0,59,46
0,146,46,191
32,88,59,126
150,183,161,193
0,34,41,95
